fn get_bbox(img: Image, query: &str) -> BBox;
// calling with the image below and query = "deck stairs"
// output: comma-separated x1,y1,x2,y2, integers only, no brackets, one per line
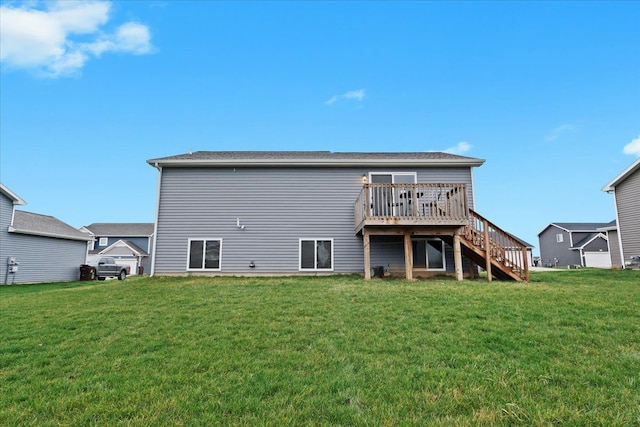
454,209,529,281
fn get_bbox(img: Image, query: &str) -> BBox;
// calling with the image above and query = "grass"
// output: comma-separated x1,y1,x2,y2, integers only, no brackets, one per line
1,270,639,426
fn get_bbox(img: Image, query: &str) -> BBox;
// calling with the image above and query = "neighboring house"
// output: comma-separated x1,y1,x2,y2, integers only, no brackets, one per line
79,223,155,275
0,183,91,284
147,151,530,281
538,222,613,268
602,157,640,269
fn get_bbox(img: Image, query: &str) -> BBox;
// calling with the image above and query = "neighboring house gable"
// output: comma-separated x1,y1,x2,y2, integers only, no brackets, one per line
538,222,612,268
603,158,640,268
1,183,90,284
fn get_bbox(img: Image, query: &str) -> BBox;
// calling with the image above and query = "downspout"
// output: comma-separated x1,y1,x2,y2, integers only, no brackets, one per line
611,190,625,268
149,163,162,276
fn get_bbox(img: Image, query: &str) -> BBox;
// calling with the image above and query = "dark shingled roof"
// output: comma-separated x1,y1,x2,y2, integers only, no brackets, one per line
11,211,91,241
83,223,155,236
148,151,485,167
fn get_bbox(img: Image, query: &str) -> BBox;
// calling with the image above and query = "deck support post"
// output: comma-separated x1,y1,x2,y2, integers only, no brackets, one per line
363,229,371,280
404,231,413,281
453,234,463,281
483,219,492,282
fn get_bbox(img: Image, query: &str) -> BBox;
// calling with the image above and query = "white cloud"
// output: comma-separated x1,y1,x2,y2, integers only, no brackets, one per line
546,124,576,141
326,89,366,105
444,141,472,155
623,135,640,156
0,1,153,78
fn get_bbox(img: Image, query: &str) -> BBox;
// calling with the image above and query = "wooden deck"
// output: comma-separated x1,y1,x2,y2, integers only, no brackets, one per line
354,183,529,282
354,183,469,234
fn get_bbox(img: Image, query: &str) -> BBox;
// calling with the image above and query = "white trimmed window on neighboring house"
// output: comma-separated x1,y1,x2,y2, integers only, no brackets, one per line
99,237,108,247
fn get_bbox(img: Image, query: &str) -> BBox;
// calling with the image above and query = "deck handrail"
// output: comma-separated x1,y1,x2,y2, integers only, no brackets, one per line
354,183,469,228
463,209,529,281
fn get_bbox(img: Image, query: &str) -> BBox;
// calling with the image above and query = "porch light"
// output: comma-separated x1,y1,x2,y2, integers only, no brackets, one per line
362,174,368,183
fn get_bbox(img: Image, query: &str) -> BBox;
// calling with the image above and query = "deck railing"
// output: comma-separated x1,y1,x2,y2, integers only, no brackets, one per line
462,209,529,281
354,183,469,229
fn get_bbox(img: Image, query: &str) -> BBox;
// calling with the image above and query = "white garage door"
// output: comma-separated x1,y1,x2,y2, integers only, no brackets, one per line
584,252,611,268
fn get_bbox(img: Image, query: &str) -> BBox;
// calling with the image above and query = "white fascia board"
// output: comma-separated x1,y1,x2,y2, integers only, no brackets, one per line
0,183,27,205
570,233,607,250
537,223,569,236
602,158,640,191
8,227,93,242
147,158,486,168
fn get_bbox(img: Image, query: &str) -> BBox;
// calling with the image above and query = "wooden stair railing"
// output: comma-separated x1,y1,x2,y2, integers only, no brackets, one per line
460,209,529,281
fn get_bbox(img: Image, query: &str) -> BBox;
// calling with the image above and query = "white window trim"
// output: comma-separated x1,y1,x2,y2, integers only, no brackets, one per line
299,238,334,272
412,238,447,271
556,233,564,243
98,237,108,246
186,238,223,271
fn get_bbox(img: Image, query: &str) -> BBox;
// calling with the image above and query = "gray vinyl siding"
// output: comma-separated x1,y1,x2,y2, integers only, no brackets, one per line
538,227,580,267
615,168,640,264
1,193,86,284
154,166,475,274
1,233,86,284
583,237,608,252
607,230,622,267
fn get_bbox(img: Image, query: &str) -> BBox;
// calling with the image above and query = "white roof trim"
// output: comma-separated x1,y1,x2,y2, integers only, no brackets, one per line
0,183,26,205
147,158,485,168
570,233,607,250
602,157,640,192
8,226,92,242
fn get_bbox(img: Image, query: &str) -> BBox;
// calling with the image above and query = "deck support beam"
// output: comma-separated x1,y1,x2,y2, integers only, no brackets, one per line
483,220,492,282
363,229,371,280
404,232,413,281
453,234,463,281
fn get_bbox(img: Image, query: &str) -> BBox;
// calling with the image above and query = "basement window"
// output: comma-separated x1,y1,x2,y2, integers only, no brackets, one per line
187,239,222,270
299,239,333,271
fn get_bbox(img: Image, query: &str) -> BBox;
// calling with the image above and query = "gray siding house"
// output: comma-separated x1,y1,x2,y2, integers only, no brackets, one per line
538,222,612,268
79,223,155,275
603,158,640,268
148,151,529,281
1,183,91,284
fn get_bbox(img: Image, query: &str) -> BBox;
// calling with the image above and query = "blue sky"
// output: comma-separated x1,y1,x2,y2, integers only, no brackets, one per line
1,1,639,254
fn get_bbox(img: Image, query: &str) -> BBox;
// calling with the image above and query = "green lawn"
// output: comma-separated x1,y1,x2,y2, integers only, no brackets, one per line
1,270,639,426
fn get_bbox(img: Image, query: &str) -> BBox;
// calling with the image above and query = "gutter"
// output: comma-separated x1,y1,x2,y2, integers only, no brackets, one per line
146,158,486,168
8,227,93,242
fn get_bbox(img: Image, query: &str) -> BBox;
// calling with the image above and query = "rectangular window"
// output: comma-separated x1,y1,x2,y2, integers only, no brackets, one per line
299,239,333,271
98,237,108,246
556,234,564,243
412,238,446,270
187,239,222,270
